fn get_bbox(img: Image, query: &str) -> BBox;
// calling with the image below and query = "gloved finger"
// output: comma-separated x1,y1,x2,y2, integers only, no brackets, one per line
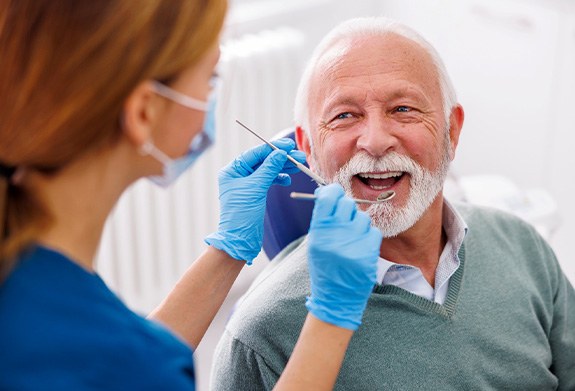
250,149,289,186
311,184,345,220
354,210,373,232
223,155,255,179
366,227,383,249
236,143,276,172
221,144,272,179
281,150,307,174
333,196,356,222
272,173,291,186
231,139,297,177
289,150,307,163
270,138,296,152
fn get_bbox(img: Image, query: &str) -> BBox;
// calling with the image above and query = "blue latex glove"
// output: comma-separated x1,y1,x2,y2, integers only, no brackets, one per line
205,138,306,264
305,184,383,330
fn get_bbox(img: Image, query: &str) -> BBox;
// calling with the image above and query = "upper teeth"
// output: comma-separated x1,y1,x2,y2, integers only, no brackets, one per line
358,171,402,179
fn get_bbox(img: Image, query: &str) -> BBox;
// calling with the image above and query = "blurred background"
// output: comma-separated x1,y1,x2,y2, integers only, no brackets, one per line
94,0,575,389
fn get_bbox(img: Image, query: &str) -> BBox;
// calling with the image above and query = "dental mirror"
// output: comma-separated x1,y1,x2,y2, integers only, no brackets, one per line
290,189,395,205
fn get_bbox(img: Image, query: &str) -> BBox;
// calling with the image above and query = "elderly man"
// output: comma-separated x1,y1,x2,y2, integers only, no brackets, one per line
211,17,575,390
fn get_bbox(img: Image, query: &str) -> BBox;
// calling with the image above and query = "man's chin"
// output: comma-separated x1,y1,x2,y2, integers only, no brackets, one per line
367,202,421,238
371,222,410,239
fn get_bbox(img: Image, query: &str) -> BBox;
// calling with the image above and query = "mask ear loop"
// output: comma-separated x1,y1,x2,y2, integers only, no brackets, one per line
150,81,208,112
139,140,173,166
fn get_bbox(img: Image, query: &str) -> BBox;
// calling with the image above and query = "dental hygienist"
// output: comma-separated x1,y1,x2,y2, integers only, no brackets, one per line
0,1,382,389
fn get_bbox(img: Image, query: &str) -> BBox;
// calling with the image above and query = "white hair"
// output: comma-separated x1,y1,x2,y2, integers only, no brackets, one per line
293,17,457,135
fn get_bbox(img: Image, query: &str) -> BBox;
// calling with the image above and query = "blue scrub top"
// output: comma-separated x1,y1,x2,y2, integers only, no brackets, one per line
0,245,195,390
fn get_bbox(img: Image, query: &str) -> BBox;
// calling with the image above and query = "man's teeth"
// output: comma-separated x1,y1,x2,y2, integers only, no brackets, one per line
358,171,403,179
357,171,403,190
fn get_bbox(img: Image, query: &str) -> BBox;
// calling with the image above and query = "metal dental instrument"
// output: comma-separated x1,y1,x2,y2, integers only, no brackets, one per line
236,119,327,186
290,190,395,205
236,119,396,204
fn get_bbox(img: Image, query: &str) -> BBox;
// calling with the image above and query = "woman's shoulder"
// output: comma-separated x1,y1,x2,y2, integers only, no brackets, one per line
0,245,195,390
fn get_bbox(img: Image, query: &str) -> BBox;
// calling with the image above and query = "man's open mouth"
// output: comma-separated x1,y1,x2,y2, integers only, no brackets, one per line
355,171,405,190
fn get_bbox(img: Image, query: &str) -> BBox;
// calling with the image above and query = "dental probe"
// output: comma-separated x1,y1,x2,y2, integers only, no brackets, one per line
235,119,328,186
290,190,395,205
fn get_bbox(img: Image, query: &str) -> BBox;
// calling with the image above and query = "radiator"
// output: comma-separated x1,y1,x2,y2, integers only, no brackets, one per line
95,27,307,314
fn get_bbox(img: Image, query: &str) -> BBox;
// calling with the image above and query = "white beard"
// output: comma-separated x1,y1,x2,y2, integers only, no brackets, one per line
311,139,451,238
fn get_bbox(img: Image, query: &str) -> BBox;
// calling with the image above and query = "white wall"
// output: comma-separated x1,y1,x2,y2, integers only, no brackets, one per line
547,7,575,287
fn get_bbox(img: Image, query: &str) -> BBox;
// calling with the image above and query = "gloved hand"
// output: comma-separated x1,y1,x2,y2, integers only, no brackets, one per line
205,138,306,264
305,184,383,330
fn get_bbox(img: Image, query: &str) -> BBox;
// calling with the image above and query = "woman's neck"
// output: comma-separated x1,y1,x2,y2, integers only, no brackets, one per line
35,147,135,271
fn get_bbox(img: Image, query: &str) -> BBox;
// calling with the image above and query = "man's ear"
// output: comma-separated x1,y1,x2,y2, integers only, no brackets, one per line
121,81,159,148
295,126,312,159
448,104,464,161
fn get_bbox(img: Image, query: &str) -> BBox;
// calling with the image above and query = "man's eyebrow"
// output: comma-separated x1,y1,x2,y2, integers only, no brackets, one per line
327,98,357,108
321,85,431,115
322,97,361,115
386,84,431,103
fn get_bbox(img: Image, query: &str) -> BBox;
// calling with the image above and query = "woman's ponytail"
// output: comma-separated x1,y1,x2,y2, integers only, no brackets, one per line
0,165,52,280
0,166,15,279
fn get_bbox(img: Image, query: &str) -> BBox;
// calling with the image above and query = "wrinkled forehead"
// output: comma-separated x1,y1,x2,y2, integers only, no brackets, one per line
310,33,441,100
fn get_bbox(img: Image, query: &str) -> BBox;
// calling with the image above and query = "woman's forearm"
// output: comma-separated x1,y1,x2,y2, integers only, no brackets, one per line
274,314,354,390
149,246,244,348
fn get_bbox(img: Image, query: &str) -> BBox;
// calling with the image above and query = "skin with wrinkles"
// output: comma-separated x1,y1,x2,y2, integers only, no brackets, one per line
296,32,464,284
308,34,447,201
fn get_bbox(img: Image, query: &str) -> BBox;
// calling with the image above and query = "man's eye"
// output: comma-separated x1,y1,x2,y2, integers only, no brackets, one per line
334,112,352,120
395,106,411,113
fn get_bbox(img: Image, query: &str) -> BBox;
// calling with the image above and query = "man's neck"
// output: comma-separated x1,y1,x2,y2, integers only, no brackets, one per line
379,195,446,287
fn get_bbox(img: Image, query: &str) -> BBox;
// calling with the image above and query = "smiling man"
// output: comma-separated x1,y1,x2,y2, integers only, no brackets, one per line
297,25,461,291
211,17,575,390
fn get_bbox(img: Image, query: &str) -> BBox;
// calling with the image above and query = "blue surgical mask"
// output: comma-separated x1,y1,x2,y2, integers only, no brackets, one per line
141,81,217,188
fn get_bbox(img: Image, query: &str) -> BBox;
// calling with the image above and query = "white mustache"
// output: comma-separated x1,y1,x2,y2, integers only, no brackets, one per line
334,151,420,181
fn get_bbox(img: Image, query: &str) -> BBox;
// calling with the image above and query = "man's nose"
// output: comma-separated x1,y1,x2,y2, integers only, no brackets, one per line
355,115,399,156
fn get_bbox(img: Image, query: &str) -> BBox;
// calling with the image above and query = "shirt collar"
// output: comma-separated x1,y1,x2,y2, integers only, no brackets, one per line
376,198,468,282
442,197,468,250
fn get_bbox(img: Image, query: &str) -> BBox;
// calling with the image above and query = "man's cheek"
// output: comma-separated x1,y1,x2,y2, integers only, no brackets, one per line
322,145,347,174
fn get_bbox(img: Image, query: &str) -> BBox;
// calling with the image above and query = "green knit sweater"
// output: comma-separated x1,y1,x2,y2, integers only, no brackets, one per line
211,204,575,390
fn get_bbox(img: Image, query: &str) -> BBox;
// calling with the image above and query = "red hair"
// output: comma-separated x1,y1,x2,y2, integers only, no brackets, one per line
0,0,227,273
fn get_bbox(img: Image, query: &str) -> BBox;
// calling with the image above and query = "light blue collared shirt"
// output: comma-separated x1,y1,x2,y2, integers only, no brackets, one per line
376,199,468,305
